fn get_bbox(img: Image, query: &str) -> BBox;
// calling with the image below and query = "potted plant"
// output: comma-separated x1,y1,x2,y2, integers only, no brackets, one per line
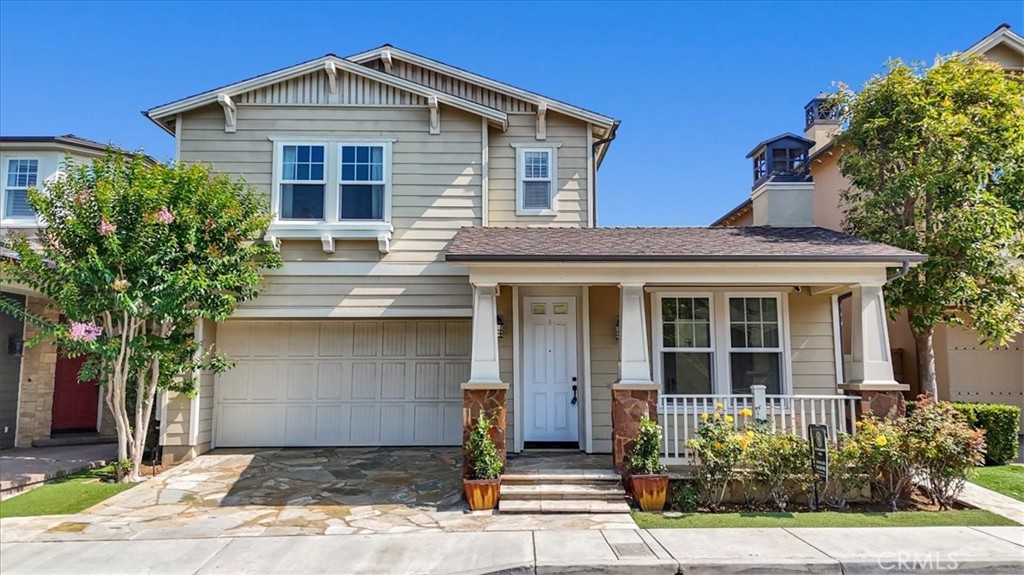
463,411,503,511
627,415,669,512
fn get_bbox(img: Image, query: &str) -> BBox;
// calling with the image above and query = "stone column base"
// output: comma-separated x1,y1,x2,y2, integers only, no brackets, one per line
611,383,659,472
461,383,508,478
841,384,908,421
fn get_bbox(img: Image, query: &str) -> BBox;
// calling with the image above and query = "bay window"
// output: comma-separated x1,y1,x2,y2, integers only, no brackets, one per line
654,292,789,396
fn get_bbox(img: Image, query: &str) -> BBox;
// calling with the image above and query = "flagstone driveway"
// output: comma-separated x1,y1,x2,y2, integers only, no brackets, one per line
0,448,636,542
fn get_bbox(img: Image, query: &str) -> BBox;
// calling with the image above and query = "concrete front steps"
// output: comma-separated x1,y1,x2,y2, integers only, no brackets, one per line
498,471,631,514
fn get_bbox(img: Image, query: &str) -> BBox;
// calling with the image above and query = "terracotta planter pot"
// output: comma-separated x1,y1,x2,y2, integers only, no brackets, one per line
630,474,669,512
464,478,501,511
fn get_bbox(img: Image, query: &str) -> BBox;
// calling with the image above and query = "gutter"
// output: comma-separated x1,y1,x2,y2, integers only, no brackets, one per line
886,260,912,284
446,253,927,264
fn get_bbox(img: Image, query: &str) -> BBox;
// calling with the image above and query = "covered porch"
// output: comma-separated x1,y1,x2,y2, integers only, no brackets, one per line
446,227,924,469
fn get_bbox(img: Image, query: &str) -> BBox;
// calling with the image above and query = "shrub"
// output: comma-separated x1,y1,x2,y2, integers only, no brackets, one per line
951,403,1019,466
851,416,914,511
687,403,748,510
740,430,808,511
668,480,700,513
465,412,502,480
627,416,667,475
816,434,869,510
907,396,986,510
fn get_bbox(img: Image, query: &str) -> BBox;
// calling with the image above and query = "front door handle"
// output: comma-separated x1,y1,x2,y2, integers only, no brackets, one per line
571,385,578,405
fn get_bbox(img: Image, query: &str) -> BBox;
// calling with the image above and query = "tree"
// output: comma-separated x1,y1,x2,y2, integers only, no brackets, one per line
833,56,1024,397
0,152,282,481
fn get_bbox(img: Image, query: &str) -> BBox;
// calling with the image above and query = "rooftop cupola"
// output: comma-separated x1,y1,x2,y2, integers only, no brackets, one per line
804,92,841,154
745,133,815,227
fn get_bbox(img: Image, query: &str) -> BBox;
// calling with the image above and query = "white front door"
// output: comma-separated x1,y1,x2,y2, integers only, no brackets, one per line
523,297,579,443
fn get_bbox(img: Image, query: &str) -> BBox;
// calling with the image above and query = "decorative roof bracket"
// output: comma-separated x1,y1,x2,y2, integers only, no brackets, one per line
428,96,440,135
324,60,339,103
217,94,237,133
536,102,547,140
381,49,394,74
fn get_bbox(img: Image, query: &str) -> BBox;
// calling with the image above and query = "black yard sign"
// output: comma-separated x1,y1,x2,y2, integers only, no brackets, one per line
808,424,829,483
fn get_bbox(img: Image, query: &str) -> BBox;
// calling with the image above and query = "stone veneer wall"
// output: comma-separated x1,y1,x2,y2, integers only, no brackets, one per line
610,385,659,471
16,296,59,446
461,384,508,477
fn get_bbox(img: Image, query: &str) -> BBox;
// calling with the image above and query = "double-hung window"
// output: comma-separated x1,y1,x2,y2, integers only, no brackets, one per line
3,159,39,220
279,145,326,220
659,296,714,394
654,292,788,396
516,147,557,214
339,144,385,220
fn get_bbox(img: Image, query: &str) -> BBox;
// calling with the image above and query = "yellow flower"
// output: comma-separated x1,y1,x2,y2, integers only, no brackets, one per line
713,442,723,450
715,402,724,410
700,413,709,421
855,421,863,428
738,438,749,449
875,436,888,447
725,415,734,423
746,430,755,438
713,413,721,420
739,408,753,417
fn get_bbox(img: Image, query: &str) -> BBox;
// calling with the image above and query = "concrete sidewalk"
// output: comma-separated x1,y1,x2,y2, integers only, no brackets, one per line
0,444,116,500
1,526,1021,574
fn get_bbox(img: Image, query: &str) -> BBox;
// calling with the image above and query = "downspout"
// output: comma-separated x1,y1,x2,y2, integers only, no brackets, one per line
886,260,911,284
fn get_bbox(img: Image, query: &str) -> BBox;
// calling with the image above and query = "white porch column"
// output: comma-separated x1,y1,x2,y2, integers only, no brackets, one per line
468,283,502,384
846,284,901,387
617,282,653,384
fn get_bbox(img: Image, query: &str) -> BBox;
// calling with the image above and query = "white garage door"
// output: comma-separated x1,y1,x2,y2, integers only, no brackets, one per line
214,320,470,447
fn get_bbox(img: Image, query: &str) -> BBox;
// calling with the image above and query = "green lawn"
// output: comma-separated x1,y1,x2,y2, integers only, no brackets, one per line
970,465,1024,502
0,466,135,518
633,509,1019,529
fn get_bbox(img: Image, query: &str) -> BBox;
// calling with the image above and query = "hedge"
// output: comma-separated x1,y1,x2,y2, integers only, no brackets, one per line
908,401,1021,465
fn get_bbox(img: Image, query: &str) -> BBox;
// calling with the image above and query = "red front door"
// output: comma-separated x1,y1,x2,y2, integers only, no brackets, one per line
51,352,99,433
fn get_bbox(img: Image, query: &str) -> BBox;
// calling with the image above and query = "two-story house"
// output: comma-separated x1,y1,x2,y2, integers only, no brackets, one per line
712,24,1024,428
135,46,923,470
0,135,154,449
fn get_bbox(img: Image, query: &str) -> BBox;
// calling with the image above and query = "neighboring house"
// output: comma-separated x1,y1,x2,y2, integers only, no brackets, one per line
0,135,150,449
712,24,1024,426
131,45,922,467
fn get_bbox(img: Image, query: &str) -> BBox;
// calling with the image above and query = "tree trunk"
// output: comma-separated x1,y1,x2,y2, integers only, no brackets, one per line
914,325,938,399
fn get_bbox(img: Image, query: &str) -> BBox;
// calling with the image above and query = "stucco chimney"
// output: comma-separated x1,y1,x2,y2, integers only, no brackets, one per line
746,134,815,227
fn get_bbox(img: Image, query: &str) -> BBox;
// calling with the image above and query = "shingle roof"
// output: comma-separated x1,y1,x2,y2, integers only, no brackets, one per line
445,226,925,263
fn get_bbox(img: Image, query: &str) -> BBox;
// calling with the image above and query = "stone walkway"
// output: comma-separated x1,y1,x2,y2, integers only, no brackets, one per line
0,448,636,542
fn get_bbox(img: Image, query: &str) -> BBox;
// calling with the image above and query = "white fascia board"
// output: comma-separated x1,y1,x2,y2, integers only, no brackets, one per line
347,47,616,130
461,262,890,287
147,56,508,129
965,27,1024,57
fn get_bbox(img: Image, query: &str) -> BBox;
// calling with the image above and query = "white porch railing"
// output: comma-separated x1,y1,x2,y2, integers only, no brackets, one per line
658,385,861,465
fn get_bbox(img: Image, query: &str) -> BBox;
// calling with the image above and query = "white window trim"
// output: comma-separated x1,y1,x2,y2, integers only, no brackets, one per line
652,292,717,395
1,157,41,227
268,139,394,252
652,290,793,396
723,292,792,395
513,144,560,216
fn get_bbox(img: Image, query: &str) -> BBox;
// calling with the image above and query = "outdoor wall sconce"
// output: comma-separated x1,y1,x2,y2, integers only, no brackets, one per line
614,316,620,340
8,335,24,356
497,315,505,339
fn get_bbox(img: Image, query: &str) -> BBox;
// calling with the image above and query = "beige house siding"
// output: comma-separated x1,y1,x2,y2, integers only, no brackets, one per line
161,319,217,463
497,289,514,452
178,102,482,316
488,112,590,227
787,291,838,395
377,59,535,113
809,153,846,233
589,286,619,454
236,69,429,106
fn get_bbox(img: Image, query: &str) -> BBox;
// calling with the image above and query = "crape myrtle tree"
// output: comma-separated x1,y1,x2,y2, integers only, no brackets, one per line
0,152,282,481
832,55,1024,397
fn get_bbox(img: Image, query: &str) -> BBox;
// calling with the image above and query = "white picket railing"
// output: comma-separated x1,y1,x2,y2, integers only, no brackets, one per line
658,385,860,465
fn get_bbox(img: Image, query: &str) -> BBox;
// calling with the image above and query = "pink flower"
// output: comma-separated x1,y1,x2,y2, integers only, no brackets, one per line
155,207,174,224
75,188,92,204
97,220,116,236
68,321,103,342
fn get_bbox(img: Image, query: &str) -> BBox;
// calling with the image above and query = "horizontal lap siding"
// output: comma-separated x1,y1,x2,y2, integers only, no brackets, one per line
489,113,590,227
385,60,534,112
497,289,514,452
179,104,481,316
589,286,619,453
788,292,838,394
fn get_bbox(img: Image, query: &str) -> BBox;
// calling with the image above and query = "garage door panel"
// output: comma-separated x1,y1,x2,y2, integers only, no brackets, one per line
415,363,441,399
215,320,469,447
351,363,380,400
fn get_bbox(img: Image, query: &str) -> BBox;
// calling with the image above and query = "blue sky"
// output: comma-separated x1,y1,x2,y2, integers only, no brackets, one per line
1,1,1020,226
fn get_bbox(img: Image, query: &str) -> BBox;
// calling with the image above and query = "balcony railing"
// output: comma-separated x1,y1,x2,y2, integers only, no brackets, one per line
658,385,860,465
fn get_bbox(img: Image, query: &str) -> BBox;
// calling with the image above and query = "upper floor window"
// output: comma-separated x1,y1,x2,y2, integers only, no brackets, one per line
273,141,392,224
771,148,806,176
280,145,325,220
3,158,39,219
516,147,557,215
